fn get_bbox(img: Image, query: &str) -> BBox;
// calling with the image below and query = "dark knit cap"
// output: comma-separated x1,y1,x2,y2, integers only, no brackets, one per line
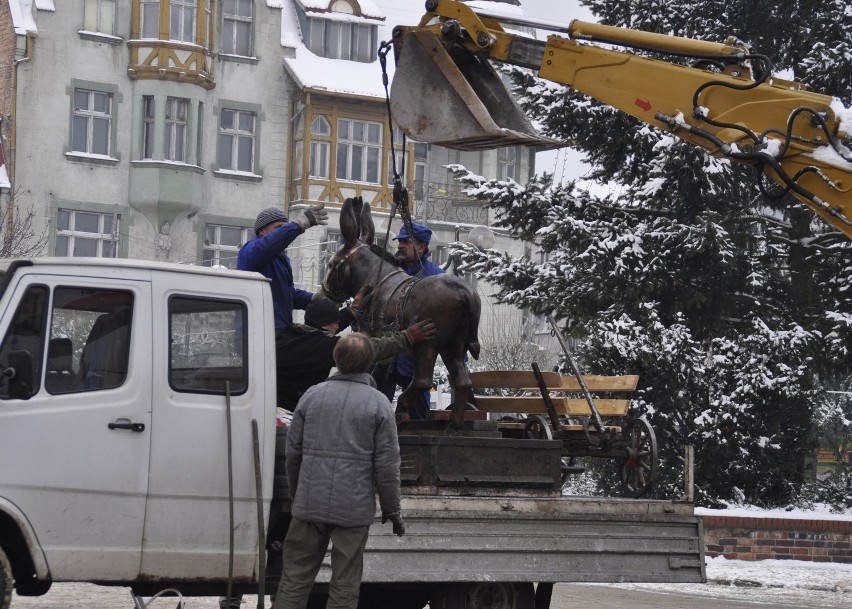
304,299,340,327
254,207,288,235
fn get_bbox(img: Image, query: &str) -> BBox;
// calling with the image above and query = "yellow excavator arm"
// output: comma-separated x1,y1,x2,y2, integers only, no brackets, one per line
389,0,852,239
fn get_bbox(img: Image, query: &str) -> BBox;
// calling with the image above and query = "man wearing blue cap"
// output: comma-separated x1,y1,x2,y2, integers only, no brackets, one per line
377,222,444,419
394,222,444,277
237,204,328,332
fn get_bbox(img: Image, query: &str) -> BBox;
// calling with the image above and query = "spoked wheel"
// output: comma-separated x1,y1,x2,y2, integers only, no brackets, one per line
431,582,535,609
618,417,658,498
0,546,12,609
522,415,552,440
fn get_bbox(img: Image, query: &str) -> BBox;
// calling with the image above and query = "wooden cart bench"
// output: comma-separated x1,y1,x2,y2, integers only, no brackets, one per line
468,369,639,430
467,368,657,497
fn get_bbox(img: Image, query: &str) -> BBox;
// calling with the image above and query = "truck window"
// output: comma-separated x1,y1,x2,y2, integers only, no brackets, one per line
0,284,49,399
47,287,134,393
169,296,247,394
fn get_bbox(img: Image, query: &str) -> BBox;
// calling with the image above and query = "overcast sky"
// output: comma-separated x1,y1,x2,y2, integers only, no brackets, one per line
517,1,598,184
520,0,595,26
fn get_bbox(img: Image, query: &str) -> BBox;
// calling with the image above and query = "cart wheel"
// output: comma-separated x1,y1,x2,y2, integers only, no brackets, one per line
618,417,658,498
522,415,552,440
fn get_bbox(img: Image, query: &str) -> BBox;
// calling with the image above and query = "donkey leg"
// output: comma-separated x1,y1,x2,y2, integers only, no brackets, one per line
443,345,473,430
396,346,438,425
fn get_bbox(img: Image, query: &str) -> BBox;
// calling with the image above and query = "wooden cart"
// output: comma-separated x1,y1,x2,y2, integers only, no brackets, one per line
468,366,659,497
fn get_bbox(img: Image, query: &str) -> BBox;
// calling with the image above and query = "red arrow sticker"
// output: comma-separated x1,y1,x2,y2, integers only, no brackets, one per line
635,98,652,111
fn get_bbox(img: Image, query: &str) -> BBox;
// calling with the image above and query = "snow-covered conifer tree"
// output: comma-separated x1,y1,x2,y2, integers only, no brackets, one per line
452,0,851,506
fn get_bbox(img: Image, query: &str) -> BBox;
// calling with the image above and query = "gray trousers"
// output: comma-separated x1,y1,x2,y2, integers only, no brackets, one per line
272,517,370,609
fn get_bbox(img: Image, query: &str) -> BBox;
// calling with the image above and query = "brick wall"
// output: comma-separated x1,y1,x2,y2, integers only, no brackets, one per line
0,1,16,151
703,515,852,564
0,2,15,124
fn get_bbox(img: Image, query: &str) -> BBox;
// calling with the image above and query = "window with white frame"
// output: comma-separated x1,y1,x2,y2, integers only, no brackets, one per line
170,0,196,43
84,0,116,35
320,230,342,280
309,115,330,178
222,0,252,56
303,16,377,63
142,96,156,159
330,0,353,13
498,146,520,181
387,126,405,185
72,89,113,156
413,142,428,201
203,0,211,45
218,108,255,173
141,0,160,38
203,224,250,269
336,118,381,183
55,209,119,258
165,97,189,162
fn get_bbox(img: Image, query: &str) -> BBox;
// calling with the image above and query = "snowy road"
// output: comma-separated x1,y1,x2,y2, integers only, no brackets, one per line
10,557,851,609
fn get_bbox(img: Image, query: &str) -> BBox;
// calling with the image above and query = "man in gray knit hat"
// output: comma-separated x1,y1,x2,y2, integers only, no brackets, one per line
237,204,328,331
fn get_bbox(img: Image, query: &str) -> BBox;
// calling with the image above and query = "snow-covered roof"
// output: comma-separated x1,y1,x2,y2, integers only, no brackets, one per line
8,0,38,36
34,0,54,11
280,0,529,99
0,165,10,190
298,0,384,21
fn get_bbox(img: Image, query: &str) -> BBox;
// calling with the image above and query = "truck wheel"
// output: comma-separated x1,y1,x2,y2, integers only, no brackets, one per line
432,582,534,609
0,546,12,609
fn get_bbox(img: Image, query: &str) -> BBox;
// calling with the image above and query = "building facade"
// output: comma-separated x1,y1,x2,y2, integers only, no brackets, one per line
2,0,291,267
1,0,556,367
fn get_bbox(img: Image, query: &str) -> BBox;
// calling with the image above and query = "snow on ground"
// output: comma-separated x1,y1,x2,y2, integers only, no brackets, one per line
601,504,852,605
604,556,852,608
696,503,852,521
704,555,852,592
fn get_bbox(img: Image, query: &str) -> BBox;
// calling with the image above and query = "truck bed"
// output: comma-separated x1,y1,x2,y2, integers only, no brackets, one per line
275,430,705,589
353,494,705,585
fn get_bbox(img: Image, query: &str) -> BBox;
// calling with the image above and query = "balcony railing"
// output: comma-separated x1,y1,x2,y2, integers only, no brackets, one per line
415,181,488,225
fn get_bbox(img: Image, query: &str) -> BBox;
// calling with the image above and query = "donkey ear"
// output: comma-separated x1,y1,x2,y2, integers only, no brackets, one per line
359,199,375,245
340,198,359,245
351,196,364,224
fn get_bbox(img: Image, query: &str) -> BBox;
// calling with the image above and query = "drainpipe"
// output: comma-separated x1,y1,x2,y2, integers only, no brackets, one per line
7,31,35,242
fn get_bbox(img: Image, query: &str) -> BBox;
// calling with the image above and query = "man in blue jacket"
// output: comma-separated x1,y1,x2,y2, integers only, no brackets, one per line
377,222,444,419
237,204,328,331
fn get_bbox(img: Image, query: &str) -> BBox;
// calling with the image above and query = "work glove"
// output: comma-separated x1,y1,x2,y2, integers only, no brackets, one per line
402,318,437,345
382,512,406,537
293,203,328,230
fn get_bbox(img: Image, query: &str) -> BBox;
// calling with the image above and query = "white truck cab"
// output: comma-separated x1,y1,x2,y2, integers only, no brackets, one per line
0,258,277,597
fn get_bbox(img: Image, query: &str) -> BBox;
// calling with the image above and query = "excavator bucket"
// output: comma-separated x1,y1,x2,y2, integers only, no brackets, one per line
391,30,561,151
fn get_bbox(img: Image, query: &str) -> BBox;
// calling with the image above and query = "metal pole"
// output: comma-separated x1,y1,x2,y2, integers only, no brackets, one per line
252,419,267,609
546,314,604,432
684,445,695,503
225,381,235,608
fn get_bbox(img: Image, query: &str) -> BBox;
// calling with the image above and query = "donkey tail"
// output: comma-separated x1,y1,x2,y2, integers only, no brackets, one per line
465,290,482,360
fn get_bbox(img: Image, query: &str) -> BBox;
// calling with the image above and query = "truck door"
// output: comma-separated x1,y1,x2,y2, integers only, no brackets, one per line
0,274,152,581
140,280,267,581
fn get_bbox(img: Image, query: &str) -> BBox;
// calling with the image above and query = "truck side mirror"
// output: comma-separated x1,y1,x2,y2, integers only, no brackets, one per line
3,350,35,400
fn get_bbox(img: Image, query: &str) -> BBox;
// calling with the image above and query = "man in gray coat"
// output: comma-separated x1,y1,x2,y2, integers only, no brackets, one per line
273,333,404,609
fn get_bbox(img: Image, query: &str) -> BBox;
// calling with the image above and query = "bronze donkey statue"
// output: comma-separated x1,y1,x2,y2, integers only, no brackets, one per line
322,197,481,428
